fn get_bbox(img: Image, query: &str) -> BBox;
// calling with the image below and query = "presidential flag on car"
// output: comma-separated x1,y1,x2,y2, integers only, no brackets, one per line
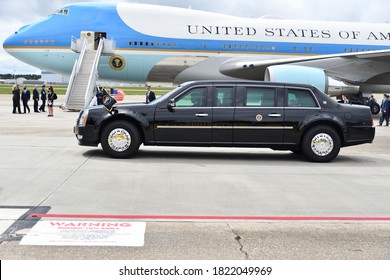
102,88,117,112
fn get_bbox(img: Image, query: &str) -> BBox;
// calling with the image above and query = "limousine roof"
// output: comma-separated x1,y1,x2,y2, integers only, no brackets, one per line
178,80,320,90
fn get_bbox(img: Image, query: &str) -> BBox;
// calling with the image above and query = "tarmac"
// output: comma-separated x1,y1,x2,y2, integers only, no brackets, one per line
0,93,390,260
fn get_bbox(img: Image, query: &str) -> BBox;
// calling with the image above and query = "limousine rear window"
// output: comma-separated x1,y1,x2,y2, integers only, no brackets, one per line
245,88,276,107
287,89,318,107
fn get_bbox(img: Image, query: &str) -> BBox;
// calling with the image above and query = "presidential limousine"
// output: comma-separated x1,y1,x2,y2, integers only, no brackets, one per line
74,81,375,162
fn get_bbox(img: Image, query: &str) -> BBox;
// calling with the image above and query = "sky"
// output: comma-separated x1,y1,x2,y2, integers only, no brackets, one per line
1,0,390,74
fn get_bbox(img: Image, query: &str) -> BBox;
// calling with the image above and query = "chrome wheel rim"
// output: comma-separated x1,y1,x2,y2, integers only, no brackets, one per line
311,133,334,156
108,128,131,152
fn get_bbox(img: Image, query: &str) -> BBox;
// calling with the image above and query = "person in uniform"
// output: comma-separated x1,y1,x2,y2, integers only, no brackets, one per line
39,85,47,112
96,86,103,105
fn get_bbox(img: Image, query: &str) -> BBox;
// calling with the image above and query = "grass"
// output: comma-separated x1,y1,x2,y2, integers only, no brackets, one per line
0,84,174,96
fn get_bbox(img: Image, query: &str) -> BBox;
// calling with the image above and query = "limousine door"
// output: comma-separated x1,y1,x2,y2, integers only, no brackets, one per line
153,87,212,144
211,86,235,145
233,86,285,146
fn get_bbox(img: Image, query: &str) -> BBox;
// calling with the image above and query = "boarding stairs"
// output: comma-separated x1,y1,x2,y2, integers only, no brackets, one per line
62,35,115,110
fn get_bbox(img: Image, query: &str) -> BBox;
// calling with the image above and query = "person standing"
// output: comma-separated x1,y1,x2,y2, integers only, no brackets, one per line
47,86,57,117
21,86,31,113
145,85,156,104
32,85,40,112
96,86,103,105
12,84,21,114
385,94,390,126
94,33,104,49
378,94,389,126
367,94,375,113
39,85,47,112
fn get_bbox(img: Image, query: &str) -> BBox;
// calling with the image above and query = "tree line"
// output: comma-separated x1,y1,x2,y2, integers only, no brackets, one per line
0,74,41,80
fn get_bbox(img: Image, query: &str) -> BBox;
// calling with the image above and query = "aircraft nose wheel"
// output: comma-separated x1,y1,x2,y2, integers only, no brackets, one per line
371,103,380,115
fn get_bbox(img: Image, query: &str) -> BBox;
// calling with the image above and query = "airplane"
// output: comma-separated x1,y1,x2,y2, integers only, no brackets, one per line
3,2,390,112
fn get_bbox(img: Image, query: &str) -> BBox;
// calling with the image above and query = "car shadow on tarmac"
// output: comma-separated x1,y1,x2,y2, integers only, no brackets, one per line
80,148,369,165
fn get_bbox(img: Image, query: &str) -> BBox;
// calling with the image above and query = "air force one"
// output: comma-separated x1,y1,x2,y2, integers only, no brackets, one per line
3,2,390,105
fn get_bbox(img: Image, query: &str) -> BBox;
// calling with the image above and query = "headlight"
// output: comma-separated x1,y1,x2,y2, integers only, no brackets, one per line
78,109,89,127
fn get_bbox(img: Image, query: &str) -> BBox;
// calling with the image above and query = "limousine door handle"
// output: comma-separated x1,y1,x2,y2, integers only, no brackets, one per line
268,113,282,117
195,113,209,117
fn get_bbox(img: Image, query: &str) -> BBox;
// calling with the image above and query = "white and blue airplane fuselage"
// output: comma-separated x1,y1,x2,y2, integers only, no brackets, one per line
4,2,390,98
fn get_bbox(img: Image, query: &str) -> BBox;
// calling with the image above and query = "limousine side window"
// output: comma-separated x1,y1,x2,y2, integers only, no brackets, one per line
244,88,276,107
287,89,318,107
175,87,207,107
214,87,234,107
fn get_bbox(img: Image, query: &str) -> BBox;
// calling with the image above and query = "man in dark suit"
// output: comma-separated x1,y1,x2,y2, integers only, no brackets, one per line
383,94,390,126
32,85,40,112
94,33,104,50
39,85,47,112
379,94,389,126
12,84,21,114
145,85,156,104
21,86,31,113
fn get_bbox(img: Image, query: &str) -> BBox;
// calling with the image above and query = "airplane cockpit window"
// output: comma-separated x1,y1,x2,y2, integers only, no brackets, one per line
55,8,69,15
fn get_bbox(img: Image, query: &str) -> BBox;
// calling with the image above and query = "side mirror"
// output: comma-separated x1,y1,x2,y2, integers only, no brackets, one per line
167,99,176,112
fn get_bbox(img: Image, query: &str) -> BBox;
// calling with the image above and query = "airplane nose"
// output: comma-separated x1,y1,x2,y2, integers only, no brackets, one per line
2,29,35,66
3,34,15,49
3,24,33,52
3,33,19,58
3,28,24,47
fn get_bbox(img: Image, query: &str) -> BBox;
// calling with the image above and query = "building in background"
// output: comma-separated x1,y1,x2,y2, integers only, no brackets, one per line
41,71,69,84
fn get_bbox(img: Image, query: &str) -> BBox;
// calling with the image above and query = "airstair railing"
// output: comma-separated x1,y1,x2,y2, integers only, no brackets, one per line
84,38,104,108
88,85,100,108
62,38,88,110
102,37,116,54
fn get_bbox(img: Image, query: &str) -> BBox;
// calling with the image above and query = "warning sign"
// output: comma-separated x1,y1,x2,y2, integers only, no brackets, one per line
20,220,146,246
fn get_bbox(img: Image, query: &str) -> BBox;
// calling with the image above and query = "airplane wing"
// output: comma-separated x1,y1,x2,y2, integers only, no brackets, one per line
219,49,390,85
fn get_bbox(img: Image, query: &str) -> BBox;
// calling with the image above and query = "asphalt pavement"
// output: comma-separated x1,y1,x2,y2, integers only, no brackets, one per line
0,93,390,260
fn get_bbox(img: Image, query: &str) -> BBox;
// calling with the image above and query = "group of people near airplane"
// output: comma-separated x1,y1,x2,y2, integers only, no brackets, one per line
337,94,388,126
9,83,390,125
11,84,57,116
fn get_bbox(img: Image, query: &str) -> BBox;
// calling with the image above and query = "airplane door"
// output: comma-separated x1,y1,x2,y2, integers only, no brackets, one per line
80,31,95,50
94,32,107,49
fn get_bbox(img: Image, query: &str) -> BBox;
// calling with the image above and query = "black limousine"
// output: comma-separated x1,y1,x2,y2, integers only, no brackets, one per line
74,81,375,162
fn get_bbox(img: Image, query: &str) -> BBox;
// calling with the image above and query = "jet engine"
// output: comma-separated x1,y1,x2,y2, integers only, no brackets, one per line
264,65,380,114
264,65,359,97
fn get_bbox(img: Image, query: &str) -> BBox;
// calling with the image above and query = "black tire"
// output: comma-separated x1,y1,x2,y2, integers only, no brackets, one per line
100,121,141,158
301,126,341,162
